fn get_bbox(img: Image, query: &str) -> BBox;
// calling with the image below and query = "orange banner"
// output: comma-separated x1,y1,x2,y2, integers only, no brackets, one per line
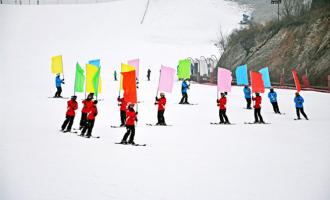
250,71,265,93
122,70,137,103
292,70,301,92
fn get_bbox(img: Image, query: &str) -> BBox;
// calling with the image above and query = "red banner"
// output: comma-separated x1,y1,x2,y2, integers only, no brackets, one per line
250,71,265,93
292,70,301,92
122,70,137,103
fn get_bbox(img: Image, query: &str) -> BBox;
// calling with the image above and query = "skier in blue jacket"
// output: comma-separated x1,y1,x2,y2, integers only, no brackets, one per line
294,92,308,120
54,74,65,98
243,85,252,109
268,88,281,114
179,79,190,104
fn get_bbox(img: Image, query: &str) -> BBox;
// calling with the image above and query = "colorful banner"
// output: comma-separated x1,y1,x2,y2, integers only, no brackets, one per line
302,74,310,88
122,70,137,103
128,59,139,79
217,68,232,92
235,64,248,85
250,71,265,93
120,63,135,90
259,67,271,88
292,70,301,92
89,59,100,67
74,62,85,93
88,59,102,93
178,59,191,79
86,64,101,96
158,65,176,93
51,55,63,74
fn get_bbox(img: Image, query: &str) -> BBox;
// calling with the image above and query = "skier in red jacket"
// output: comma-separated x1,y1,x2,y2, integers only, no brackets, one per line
61,95,78,132
80,100,98,138
79,93,94,130
121,103,138,144
252,93,265,123
155,92,167,125
217,93,230,124
117,96,127,127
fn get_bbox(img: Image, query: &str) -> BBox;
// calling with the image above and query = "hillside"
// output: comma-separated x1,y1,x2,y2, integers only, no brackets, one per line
218,4,330,87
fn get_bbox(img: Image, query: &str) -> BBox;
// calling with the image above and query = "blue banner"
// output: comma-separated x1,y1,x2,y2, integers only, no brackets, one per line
89,59,100,68
235,64,248,85
259,67,271,88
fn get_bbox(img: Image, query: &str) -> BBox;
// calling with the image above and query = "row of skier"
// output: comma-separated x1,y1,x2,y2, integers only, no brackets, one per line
60,79,309,144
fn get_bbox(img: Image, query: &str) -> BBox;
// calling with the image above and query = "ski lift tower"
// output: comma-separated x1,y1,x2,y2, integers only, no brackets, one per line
271,0,282,22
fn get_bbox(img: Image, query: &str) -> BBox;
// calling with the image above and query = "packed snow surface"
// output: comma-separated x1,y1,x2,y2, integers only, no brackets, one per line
1,1,329,200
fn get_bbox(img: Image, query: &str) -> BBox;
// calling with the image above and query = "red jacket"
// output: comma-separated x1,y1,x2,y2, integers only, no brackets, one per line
66,99,78,116
118,97,127,111
156,97,166,111
126,108,137,126
87,105,98,120
252,96,262,109
217,97,226,110
82,99,94,113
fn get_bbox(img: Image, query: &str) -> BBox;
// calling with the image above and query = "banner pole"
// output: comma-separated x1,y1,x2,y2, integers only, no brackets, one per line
73,65,77,96
118,64,122,97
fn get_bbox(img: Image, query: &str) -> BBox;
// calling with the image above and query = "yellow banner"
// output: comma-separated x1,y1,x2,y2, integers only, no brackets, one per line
120,63,135,90
86,64,100,94
51,55,63,74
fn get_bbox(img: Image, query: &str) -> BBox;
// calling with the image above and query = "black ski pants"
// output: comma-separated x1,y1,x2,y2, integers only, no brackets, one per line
271,102,281,113
62,115,74,131
157,110,165,125
296,107,308,119
246,98,252,109
54,86,62,97
81,119,95,137
254,108,264,123
180,93,188,104
79,112,88,129
122,125,135,143
219,109,229,123
120,110,126,126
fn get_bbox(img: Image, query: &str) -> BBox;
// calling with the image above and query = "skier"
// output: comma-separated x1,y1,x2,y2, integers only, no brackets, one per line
61,95,78,132
79,93,94,130
120,103,138,144
117,96,127,127
252,93,265,123
54,73,65,98
147,69,151,81
294,92,309,120
179,79,190,104
80,100,98,138
268,88,281,114
155,92,166,125
217,93,230,124
114,70,117,81
243,85,252,109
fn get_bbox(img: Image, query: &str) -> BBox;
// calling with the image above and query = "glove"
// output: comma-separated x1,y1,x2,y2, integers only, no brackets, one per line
154,102,158,105
136,112,138,115
216,99,219,103
155,97,158,101
135,118,138,122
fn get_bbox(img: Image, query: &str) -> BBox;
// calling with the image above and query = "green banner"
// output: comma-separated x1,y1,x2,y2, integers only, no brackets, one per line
178,59,191,79
74,62,85,93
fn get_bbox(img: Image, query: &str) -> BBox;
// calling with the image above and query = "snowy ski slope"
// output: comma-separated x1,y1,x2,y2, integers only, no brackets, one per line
1,1,329,200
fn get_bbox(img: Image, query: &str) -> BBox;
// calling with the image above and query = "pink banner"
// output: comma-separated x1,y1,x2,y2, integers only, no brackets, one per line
128,59,139,79
158,65,175,93
217,68,232,92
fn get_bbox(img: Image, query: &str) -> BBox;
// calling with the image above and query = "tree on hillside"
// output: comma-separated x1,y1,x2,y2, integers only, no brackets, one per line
311,0,330,9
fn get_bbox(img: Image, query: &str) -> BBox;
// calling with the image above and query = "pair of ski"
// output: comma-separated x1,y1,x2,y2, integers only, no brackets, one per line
61,129,100,138
244,122,271,125
115,142,146,146
110,124,172,128
210,122,235,125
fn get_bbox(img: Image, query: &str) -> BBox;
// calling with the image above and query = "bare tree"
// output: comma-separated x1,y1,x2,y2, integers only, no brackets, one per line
216,26,228,53
282,0,311,18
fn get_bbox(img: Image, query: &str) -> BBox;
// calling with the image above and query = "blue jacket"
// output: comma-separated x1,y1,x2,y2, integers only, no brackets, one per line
56,76,64,87
268,91,277,103
294,96,304,108
243,87,251,99
181,81,189,93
